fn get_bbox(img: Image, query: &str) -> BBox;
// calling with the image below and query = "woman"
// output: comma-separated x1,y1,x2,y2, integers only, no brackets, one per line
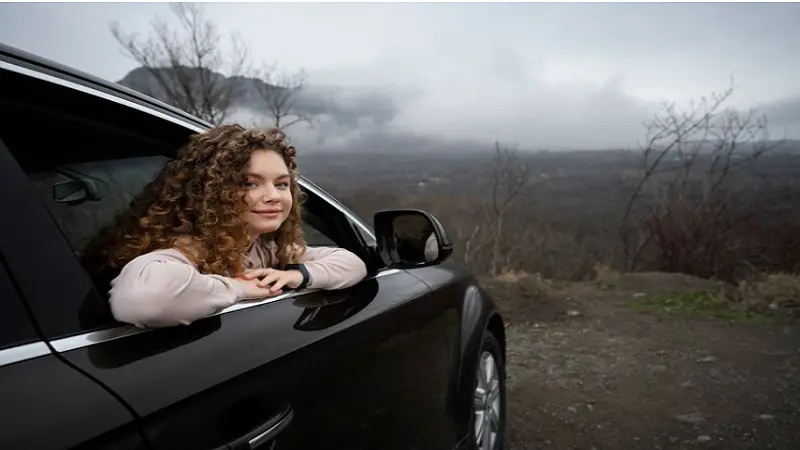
84,125,367,328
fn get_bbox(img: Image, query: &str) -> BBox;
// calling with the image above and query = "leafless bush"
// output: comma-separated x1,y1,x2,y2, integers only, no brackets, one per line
466,142,533,275
620,82,795,281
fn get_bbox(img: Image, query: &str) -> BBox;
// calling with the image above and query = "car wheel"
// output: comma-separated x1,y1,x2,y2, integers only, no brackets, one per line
471,331,506,450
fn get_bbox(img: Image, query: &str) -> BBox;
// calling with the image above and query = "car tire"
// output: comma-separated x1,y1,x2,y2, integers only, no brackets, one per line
469,331,506,450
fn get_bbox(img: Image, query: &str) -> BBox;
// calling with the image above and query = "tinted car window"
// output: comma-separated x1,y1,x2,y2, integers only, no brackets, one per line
304,224,338,247
303,211,339,247
27,156,169,256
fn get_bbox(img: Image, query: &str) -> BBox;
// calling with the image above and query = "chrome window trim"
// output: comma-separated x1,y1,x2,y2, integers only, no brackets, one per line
0,58,378,241
0,341,51,367
0,268,402,368
0,60,206,133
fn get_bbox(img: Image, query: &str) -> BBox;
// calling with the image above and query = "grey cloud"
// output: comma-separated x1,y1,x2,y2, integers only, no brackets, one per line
221,82,404,149
388,67,658,150
758,96,800,128
227,76,403,130
118,67,402,143
295,85,400,129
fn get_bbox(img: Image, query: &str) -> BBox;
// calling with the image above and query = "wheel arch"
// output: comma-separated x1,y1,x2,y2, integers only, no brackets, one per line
486,313,506,362
450,282,506,443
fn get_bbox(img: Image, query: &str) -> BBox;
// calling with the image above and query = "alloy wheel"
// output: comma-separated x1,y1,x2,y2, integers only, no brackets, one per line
473,350,501,450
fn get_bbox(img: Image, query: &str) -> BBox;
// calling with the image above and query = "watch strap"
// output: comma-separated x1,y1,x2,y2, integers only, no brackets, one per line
285,263,310,289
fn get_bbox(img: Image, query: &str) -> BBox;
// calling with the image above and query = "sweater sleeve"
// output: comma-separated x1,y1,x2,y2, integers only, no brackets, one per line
108,250,246,328
300,246,368,290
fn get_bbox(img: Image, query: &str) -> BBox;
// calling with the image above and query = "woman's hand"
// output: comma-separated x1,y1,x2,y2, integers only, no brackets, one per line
237,268,304,295
236,277,284,300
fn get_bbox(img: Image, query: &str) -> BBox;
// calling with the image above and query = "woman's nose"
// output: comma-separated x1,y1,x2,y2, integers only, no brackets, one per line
260,185,281,202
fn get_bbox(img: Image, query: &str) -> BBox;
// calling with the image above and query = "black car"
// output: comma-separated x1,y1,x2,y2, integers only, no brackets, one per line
0,43,507,450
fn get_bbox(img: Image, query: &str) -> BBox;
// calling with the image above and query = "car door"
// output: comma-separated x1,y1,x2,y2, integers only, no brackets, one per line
0,61,459,450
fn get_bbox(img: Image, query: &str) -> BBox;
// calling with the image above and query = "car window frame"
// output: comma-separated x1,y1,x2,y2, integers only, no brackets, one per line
0,57,399,370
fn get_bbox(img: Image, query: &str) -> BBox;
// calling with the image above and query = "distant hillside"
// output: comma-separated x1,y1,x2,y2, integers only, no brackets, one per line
117,66,399,133
118,66,292,117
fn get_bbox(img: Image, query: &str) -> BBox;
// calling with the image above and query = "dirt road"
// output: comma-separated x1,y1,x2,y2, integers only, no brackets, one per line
483,273,800,450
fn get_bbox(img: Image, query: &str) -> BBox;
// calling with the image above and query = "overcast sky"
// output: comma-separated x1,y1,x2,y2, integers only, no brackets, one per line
1,2,799,150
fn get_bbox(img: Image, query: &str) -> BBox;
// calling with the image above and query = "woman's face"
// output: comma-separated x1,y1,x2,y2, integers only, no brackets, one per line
241,149,294,236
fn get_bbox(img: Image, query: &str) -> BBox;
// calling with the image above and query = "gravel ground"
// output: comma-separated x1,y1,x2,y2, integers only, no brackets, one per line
482,273,800,450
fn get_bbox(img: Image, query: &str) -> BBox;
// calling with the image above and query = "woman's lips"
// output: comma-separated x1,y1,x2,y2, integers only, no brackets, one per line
253,210,282,218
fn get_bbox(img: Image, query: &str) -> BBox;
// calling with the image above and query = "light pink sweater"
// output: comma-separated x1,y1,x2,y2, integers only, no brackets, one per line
108,242,368,328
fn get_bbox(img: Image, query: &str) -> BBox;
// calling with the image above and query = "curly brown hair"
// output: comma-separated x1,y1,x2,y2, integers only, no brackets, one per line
82,124,306,280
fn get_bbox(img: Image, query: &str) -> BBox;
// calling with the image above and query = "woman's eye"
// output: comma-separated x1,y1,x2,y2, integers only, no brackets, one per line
275,182,290,190
244,181,258,189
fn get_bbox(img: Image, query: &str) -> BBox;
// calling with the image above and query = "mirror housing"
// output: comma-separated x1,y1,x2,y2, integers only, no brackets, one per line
52,176,101,205
373,209,453,268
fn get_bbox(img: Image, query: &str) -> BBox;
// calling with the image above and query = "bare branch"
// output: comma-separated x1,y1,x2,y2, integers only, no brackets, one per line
485,141,533,275
251,63,310,129
620,80,782,279
110,3,248,124
620,83,735,269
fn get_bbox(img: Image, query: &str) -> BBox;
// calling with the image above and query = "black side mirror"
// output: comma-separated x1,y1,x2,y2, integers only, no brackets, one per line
373,209,453,268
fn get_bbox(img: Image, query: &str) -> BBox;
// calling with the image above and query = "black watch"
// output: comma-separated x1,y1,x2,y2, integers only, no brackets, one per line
285,263,310,289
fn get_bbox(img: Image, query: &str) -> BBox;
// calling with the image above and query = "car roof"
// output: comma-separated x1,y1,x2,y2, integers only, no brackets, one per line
0,42,213,131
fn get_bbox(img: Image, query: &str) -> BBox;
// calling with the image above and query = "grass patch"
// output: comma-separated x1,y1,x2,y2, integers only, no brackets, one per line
632,290,773,324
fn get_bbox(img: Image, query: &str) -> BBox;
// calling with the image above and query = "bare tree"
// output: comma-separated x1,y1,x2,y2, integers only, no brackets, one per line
462,142,532,275
251,63,310,129
620,80,783,279
110,3,248,125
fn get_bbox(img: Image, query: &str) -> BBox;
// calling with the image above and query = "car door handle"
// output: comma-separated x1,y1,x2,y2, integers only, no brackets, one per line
227,403,294,450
